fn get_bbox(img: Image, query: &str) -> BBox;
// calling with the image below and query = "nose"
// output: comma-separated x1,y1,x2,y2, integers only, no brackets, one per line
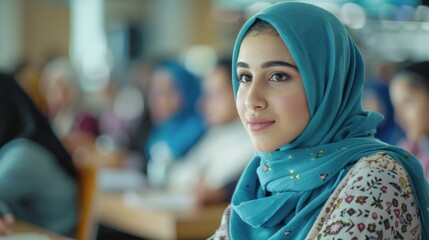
245,82,267,111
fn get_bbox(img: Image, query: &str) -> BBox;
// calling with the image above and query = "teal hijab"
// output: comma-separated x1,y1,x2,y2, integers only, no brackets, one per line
230,2,429,239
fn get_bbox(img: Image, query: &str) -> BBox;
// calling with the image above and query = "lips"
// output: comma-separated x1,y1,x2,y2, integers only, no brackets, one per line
246,117,275,131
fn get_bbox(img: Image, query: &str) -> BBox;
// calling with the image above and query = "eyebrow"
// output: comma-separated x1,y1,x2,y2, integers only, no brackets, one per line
236,61,298,70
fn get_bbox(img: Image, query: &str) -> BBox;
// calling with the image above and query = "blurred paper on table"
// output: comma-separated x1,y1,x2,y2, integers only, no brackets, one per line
123,190,196,211
0,233,51,240
98,168,147,192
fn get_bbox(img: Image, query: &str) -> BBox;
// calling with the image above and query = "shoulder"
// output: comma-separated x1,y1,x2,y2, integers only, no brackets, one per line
0,138,56,171
210,205,232,240
351,152,410,178
347,152,416,206
312,152,421,239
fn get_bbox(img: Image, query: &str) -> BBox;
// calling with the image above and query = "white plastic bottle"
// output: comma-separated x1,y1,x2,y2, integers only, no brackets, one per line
147,141,173,189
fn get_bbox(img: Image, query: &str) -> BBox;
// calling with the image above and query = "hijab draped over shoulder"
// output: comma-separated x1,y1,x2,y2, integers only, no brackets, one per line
145,61,206,160
230,2,429,239
0,73,77,178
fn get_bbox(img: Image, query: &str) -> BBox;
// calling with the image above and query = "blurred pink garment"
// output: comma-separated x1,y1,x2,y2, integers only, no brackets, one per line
400,137,429,180
75,110,99,136
98,106,141,147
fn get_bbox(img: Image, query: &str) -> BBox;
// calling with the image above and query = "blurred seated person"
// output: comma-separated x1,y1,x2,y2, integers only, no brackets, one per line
98,81,144,151
168,58,255,205
40,57,99,153
96,78,150,170
95,59,161,171
0,73,78,237
390,61,429,179
145,60,206,188
363,60,403,144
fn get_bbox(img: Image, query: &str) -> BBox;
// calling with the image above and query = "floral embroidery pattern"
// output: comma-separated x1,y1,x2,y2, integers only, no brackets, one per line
313,153,421,240
209,206,232,240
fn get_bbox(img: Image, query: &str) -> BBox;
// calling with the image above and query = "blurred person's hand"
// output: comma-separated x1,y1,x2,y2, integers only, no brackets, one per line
0,202,15,236
64,131,96,154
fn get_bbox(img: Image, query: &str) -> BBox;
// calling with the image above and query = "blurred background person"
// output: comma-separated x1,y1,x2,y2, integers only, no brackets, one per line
96,58,160,171
124,58,161,170
363,60,404,144
168,57,255,205
144,60,206,188
40,57,99,153
0,73,78,237
390,61,429,180
97,80,144,156
13,60,49,114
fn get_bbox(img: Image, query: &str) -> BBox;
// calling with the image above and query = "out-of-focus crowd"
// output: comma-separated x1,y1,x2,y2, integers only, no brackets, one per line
0,54,255,238
2,52,429,239
1,3,429,236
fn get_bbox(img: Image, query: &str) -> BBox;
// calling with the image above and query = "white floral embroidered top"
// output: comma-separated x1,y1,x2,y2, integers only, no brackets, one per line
211,152,421,240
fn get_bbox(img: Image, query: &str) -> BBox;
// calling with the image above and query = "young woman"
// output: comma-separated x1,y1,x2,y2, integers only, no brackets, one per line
211,2,429,239
144,60,206,187
390,61,429,180
40,57,99,153
0,73,78,237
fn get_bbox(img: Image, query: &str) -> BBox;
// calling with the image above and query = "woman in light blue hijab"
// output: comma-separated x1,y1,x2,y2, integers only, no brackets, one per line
145,60,206,161
211,2,429,239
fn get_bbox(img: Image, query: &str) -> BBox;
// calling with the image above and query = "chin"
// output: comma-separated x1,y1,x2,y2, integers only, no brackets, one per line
254,142,281,152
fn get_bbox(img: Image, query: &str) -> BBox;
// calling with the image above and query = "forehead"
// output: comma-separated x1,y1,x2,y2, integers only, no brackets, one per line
150,71,175,90
390,78,426,103
237,33,296,64
392,75,421,91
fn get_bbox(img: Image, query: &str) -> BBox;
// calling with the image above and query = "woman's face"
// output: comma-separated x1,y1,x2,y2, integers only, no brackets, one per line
236,32,310,151
42,76,76,116
147,70,182,124
390,76,429,142
201,66,237,126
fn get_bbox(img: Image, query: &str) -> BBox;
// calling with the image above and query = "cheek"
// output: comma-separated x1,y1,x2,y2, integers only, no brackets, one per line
148,98,164,117
205,98,220,115
405,108,418,125
419,95,429,115
275,93,309,118
169,94,182,113
407,98,426,121
225,101,237,117
221,95,235,111
414,103,429,127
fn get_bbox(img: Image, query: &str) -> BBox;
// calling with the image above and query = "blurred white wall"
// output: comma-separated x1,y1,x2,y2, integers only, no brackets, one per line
70,0,110,92
145,0,193,57
0,0,23,72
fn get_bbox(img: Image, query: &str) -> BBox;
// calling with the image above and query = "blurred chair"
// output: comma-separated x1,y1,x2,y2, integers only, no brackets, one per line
74,156,98,240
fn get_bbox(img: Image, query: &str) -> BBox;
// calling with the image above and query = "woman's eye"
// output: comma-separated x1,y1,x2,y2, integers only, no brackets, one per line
269,73,290,82
238,74,252,83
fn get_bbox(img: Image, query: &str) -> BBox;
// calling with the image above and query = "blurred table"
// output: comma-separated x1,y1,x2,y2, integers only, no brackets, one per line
12,220,68,240
98,192,227,240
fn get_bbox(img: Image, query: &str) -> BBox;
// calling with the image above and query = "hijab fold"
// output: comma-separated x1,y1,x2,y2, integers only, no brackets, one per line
230,3,429,239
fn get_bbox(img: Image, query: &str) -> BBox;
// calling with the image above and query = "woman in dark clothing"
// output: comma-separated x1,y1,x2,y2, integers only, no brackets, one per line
0,73,78,237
